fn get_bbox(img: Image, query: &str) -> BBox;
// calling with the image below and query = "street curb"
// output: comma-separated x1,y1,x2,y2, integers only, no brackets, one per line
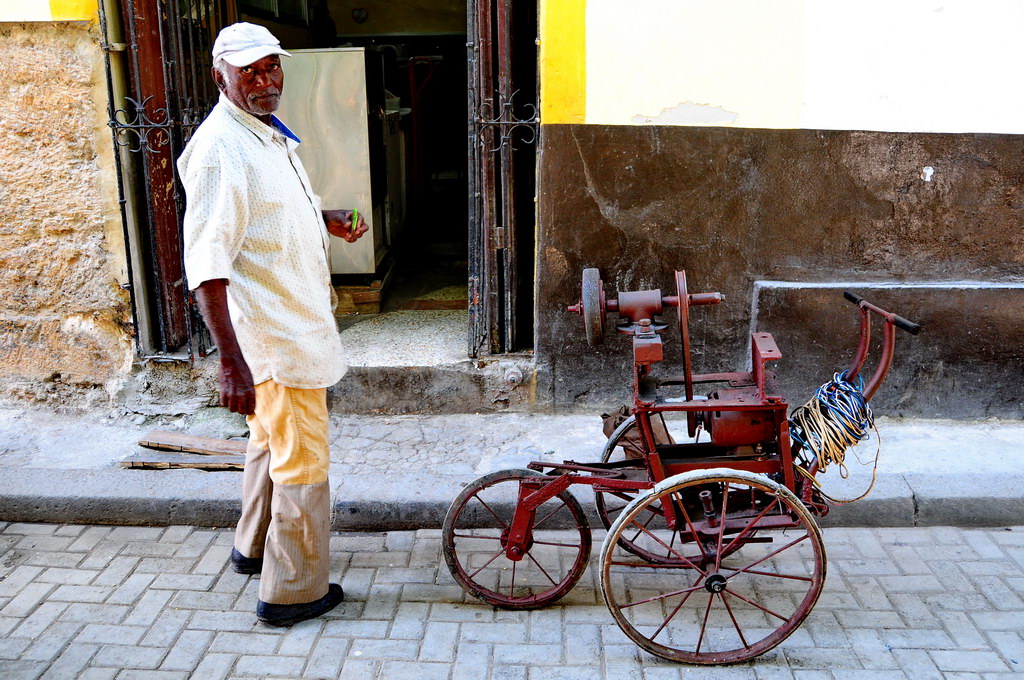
2,467,1022,530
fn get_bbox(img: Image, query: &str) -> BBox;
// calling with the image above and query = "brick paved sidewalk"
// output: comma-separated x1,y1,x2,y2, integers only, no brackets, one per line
1,522,1022,679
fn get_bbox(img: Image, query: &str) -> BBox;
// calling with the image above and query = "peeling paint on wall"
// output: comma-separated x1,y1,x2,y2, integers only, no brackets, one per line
631,101,738,126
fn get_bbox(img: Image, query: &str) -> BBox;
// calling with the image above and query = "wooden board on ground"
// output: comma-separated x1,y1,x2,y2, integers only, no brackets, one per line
334,281,383,314
333,257,396,315
139,430,247,456
121,452,245,471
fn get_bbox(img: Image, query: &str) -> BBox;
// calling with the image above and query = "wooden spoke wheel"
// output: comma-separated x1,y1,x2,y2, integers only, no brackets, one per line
442,469,592,609
600,469,826,664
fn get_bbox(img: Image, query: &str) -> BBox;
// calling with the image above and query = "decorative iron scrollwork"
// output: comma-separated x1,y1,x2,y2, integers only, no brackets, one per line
108,96,172,153
178,98,210,145
478,90,539,153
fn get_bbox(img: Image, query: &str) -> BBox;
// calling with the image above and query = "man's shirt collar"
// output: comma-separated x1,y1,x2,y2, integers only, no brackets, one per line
219,94,302,147
270,116,301,144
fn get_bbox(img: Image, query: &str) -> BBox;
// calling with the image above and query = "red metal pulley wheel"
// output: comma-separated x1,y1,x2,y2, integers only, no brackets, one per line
675,271,698,437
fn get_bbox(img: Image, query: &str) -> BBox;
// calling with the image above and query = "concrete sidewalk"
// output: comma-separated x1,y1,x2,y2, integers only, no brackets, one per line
0,407,1021,529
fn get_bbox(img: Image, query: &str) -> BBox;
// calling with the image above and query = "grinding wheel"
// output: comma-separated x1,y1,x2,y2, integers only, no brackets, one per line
582,268,606,346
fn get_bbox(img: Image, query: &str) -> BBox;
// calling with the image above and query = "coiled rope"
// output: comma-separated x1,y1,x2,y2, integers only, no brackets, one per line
789,372,880,504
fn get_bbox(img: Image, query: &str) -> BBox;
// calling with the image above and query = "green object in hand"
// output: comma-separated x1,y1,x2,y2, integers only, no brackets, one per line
351,209,358,234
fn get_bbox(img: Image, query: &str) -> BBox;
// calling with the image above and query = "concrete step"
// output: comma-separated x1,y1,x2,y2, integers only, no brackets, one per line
333,308,535,414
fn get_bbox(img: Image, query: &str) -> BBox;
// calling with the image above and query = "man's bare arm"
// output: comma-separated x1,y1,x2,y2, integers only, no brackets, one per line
194,279,256,415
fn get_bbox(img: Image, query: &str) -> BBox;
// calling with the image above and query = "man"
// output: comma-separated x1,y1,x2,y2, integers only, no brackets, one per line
178,22,368,627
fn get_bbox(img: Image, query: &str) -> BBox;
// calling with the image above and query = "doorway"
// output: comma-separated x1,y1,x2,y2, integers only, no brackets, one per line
326,0,539,361
102,0,538,362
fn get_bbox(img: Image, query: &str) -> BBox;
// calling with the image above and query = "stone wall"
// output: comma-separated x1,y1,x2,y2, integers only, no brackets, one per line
0,21,133,407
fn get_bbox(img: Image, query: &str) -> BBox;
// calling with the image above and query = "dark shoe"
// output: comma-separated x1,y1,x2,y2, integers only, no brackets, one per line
230,548,263,575
257,584,344,627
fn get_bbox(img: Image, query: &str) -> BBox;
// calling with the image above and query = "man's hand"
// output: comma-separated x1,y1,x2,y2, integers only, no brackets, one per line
218,351,256,415
323,209,369,243
194,279,256,415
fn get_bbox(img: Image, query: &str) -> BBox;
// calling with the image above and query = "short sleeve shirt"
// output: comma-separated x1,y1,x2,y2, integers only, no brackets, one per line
178,95,347,389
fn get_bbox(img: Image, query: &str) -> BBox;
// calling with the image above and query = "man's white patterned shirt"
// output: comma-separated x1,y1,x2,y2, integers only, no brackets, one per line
179,95,346,388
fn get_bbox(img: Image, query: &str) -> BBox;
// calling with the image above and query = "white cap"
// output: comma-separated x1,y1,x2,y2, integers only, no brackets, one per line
212,22,291,68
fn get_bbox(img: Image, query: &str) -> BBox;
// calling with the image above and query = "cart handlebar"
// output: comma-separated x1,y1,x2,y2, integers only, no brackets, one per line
843,291,922,335
842,290,922,401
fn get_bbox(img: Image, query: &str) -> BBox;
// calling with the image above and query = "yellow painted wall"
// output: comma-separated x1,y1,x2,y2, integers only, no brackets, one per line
0,0,97,21
539,0,586,124
51,0,97,20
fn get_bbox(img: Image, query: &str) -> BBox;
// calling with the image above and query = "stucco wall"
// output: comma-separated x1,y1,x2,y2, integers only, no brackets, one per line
0,21,133,406
534,1,1024,419
536,125,1024,419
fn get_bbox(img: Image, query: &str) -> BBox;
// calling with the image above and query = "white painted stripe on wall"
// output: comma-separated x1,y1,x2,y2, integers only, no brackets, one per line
587,0,805,129
585,0,1024,134
753,280,1024,291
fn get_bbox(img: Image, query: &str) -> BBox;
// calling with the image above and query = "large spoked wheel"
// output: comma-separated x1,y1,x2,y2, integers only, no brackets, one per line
600,469,826,664
442,469,592,609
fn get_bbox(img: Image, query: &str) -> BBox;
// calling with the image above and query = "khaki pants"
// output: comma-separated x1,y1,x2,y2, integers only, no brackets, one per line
234,380,331,605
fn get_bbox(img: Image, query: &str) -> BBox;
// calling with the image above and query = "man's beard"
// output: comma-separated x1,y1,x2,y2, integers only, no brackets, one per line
247,89,281,115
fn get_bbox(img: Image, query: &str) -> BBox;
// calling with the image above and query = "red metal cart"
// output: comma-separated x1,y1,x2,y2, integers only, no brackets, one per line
442,269,921,664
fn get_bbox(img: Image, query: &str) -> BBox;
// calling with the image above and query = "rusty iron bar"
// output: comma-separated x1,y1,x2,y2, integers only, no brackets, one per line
97,0,143,354
466,0,485,357
104,0,223,356
467,0,539,355
129,0,188,350
122,0,174,352
476,0,500,353
496,0,516,353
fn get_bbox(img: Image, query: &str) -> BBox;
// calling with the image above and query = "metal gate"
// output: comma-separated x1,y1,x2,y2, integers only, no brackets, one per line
467,0,539,356
98,0,232,356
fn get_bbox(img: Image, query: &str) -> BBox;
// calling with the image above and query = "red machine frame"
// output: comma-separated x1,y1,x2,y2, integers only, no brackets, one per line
442,269,920,665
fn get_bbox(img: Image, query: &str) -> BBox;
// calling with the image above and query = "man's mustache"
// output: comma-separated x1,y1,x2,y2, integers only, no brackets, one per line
251,88,281,99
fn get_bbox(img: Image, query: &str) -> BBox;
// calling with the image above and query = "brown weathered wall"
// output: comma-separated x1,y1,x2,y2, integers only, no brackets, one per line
0,22,133,406
536,124,1024,418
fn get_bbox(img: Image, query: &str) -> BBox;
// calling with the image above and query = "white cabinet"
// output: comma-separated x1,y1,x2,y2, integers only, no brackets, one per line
277,47,400,275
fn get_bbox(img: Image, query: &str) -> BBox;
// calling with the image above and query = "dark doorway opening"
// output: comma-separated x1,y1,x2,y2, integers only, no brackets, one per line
326,0,539,358
354,33,472,317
